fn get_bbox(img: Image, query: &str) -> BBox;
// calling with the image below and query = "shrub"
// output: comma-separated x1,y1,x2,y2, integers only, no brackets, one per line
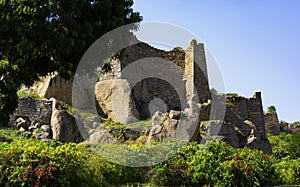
0,138,90,186
275,156,300,185
269,133,300,160
151,142,280,187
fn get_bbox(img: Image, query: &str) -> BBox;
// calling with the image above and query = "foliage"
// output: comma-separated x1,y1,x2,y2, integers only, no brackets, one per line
0,137,150,186
0,128,18,140
269,133,300,160
0,0,142,127
279,120,289,127
269,133,300,185
226,93,239,97
1,132,300,186
152,142,280,187
17,90,42,100
210,88,219,95
0,138,91,186
274,156,300,185
290,121,300,128
102,119,151,142
267,105,277,114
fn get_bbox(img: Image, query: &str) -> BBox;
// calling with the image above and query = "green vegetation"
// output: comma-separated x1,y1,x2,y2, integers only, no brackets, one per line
152,142,279,187
0,0,142,127
17,90,43,100
290,121,300,128
226,93,239,97
0,128,18,140
267,105,277,114
269,133,300,185
210,88,219,95
269,133,300,160
101,119,152,142
2,134,299,186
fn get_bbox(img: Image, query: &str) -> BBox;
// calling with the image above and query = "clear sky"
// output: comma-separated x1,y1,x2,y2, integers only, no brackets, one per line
132,0,300,123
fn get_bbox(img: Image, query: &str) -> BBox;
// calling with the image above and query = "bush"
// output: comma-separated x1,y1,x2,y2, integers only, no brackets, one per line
269,133,300,159
275,156,300,185
151,142,201,186
151,142,280,187
0,138,91,186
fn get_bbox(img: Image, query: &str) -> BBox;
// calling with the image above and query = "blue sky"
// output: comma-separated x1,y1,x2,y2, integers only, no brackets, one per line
133,0,300,123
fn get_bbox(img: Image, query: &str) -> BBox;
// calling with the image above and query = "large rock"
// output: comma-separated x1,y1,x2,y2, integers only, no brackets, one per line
147,109,200,144
206,120,235,136
239,120,256,136
95,79,140,124
50,98,83,142
151,111,167,126
89,130,116,145
205,120,239,148
146,125,163,144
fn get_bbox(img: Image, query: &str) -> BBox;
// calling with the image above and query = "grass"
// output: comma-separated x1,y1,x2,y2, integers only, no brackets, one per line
0,128,18,140
102,119,152,131
100,119,152,143
126,119,152,128
17,90,43,100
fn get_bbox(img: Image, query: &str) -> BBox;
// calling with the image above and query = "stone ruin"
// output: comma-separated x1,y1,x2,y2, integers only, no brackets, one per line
17,39,272,153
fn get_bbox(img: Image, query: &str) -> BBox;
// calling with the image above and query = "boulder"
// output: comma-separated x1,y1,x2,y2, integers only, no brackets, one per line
239,120,255,136
95,79,139,124
259,138,272,154
151,111,167,126
41,125,51,133
146,125,163,144
27,72,73,105
50,98,83,142
28,126,38,132
17,131,32,138
33,131,50,139
206,120,235,136
89,130,116,145
16,117,30,130
163,118,179,137
169,110,181,120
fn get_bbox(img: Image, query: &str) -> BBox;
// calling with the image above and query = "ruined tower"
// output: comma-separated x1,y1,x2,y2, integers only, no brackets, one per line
185,39,210,104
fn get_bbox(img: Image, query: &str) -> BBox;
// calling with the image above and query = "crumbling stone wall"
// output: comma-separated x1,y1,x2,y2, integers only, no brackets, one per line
225,92,272,153
28,72,73,105
98,40,209,119
264,112,280,135
225,92,266,134
102,42,190,119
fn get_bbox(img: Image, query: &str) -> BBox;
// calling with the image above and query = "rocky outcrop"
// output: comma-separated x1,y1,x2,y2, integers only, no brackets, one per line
95,79,140,124
147,110,200,144
147,105,272,154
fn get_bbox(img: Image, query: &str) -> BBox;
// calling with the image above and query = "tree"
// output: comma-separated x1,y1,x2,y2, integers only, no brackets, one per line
267,105,277,114
0,0,142,127
290,121,300,128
